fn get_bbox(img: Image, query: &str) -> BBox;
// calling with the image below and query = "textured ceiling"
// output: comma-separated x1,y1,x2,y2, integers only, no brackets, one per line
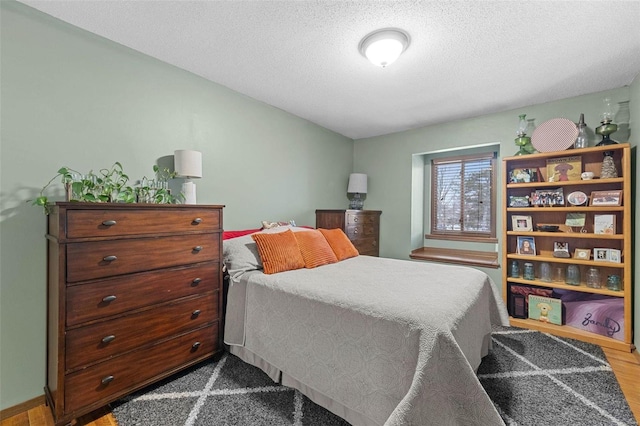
17,0,640,140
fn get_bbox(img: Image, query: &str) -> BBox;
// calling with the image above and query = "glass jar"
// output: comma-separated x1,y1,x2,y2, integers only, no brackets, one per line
523,262,535,280
540,262,551,282
606,275,621,291
566,264,580,286
585,267,601,289
552,265,565,283
509,260,520,278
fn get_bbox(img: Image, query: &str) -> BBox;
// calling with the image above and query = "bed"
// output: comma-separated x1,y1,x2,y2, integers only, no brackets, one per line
222,226,510,426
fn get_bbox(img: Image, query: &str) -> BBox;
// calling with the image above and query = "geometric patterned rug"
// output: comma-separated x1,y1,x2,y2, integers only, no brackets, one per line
111,327,638,426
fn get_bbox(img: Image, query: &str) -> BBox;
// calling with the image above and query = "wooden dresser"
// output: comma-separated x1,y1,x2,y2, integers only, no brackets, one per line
45,203,224,426
315,209,382,256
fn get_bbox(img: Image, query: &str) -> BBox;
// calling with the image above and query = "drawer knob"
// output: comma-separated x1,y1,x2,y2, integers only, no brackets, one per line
103,255,117,262
101,335,116,344
192,342,201,350
102,295,117,303
102,220,117,226
192,309,201,318
354,217,359,222
192,278,202,285
192,246,203,252
192,218,203,224
353,228,359,234
101,375,114,385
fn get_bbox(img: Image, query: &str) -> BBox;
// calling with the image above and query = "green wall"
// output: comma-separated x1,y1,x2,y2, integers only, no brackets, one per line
355,86,637,347
0,2,353,410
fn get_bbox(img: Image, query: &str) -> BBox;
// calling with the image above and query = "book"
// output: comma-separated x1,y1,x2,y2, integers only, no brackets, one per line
546,155,581,182
594,214,616,235
528,295,562,325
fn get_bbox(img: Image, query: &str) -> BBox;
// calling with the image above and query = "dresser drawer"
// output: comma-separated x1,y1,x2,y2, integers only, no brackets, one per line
66,263,219,327
64,324,217,413
66,208,221,238
353,238,378,256
346,213,377,225
66,293,218,370
67,235,219,282
345,223,377,239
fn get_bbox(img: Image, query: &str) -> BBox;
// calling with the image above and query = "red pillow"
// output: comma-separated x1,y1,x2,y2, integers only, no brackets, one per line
223,228,262,240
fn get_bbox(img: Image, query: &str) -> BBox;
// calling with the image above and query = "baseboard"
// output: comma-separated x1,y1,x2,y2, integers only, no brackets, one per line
632,348,640,364
0,394,45,420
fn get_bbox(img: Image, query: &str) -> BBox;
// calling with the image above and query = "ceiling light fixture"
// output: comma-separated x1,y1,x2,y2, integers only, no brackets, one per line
359,28,410,68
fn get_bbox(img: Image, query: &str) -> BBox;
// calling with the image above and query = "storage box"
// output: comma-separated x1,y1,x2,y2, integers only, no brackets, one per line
528,295,562,325
562,297,624,341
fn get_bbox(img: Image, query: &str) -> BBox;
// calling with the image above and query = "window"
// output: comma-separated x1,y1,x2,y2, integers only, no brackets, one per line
430,152,496,240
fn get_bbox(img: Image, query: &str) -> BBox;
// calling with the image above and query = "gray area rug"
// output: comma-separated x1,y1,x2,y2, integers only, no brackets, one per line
111,328,637,425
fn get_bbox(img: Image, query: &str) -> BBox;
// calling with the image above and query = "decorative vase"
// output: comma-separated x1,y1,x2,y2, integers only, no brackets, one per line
600,155,618,179
574,113,588,149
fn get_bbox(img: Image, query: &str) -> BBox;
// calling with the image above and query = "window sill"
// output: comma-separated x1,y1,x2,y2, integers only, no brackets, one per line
410,247,499,269
425,234,498,244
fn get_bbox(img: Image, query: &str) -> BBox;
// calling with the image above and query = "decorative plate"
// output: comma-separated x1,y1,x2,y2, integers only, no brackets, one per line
567,191,588,206
531,118,578,152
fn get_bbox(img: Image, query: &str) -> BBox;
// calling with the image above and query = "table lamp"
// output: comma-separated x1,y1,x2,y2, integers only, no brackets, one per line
347,173,367,210
174,150,202,204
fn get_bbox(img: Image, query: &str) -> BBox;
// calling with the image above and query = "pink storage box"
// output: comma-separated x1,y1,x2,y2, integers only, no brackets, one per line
562,297,624,341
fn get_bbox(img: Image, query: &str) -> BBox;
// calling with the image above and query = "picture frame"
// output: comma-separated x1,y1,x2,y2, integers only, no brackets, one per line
509,168,541,183
512,215,533,232
546,155,582,182
516,236,536,256
590,190,623,206
609,249,621,263
509,195,530,208
573,248,591,260
594,248,609,262
565,212,586,227
530,188,564,206
553,241,570,258
594,214,616,235
528,295,562,325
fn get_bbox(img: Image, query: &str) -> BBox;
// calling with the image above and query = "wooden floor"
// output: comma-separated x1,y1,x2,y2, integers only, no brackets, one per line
2,349,639,426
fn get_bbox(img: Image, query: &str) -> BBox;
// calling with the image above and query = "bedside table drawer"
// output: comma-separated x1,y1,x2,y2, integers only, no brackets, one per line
65,324,218,413
66,208,221,238
66,292,218,370
67,235,219,282
346,213,377,225
346,223,377,239
66,263,219,326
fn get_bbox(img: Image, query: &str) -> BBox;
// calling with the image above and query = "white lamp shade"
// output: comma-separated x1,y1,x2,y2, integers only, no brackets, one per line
347,173,368,194
174,150,202,178
359,29,410,68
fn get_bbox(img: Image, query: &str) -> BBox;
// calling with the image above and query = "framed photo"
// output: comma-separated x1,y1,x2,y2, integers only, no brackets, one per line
609,249,621,263
590,190,622,206
573,248,591,260
546,155,582,182
553,241,570,258
516,236,536,256
594,248,609,262
594,214,616,235
509,168,541,183
565,213,586,227
509,195,530,207
530,188,564,206
512,215,533,232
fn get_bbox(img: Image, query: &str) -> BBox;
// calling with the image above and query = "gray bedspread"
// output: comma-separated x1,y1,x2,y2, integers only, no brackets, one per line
224,255,509,426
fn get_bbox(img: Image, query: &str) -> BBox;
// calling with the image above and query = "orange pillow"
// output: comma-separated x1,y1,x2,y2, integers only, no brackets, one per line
294,230,338,268
251,230,305,274
318,228,359,261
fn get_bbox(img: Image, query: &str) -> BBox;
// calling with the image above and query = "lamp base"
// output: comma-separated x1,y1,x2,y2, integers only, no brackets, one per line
348,193,365,210
182,181,197,204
